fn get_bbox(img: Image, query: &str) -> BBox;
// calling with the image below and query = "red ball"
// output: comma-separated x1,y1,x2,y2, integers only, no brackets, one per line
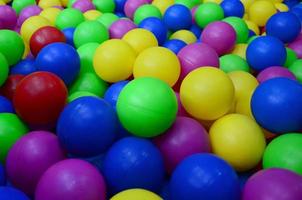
30,26,66,57
13,72,67,128
0,74,25,101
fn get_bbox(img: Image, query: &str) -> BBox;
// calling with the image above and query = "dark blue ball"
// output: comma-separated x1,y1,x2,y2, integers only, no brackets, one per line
163,4,192,32
248,30,256,37
139,17,168,45
57,96,118,157
0,187,29,200
251,78,302,134
104,80,129,108
0,164,5,186
35,42,80,85
221,0,245,18
62,27,75,47
10,58,36,76
102,137,165,195
246,36,286,71
291,4,302,23
114,0,126,12
170,154,240,200
163,39,187,54
0,96,14,113
284,0,300,9
189,24,202,38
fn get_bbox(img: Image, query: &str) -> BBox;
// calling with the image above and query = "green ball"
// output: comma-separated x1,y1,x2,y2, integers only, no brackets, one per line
0,113,28,163
69,73,108,97
134,4,162,25
67,0,77,7
223,17,249,44
74,20,109,48
12,0,36,14
0,53,9,87
289,59,302,83
263,133,302,175
0,30,25,66
220,54,250,73
285,48,298,68
93,0,115,13
55,8,85,30
77,43,99,75
68,91,97,103
195,3,224,29
175,0,200,9
117,77,178,138
97,13,119,28
247,36,258,44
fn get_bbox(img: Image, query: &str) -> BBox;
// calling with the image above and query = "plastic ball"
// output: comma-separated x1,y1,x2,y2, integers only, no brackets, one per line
139,17,167,45
62,27,75,46
12,0,36,15
189,24,202,38
67,91,97,103
133,47,180,86
134,4,162,25
38,0,62,9
163,39,187,54
247,36,286,71
104,80,129,108
152,0,173,14
223,17,249,44
35,42,80,85
219,54,250,73
0,53,8,87
0,187,30,200
84,10,102,20
288,37,302,59
40,8,61,25
0,75,24,101
92,0,115,13
248,0,277,27
35,159,106,200
10,58,36,76
93,39,136,83
0,5,17,29
17,5,41,27
102,137,165,194
109,19,137,39
170,154,240,200
257,66,297,83
55,8,84,30
245,20,260,35
6,131,65,195
67,0,78,7
163,4,192,32
97,13,119,28
77,42,99,74
195,2,224,28
72,0,95,12
112,189,162,200
285,48,298,67
251,78,302,134
124,0,148,19
289,59,302,83
242,168,302,200
221,0,244,18
275,2,289,12
170,30,197,44
175,0,200,9
232,43,247,59
114,0,126,12
0,96,14,113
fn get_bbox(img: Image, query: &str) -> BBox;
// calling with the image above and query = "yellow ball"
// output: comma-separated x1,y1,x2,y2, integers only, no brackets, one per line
240,0,254,10
0,0,5,5
111,189,162,200
40,8,61,26
249,0,277,27
180,67,235,121
231,44,248,59
93,39,136,83
210,113,266,172
122,28,158,54
243,13,249,20
245,20,260,35
235,92,254,119
133,47,180,86
20,16,52,44
274,3,289,12
203,0,222,4
170,30,197,44
22,40,30,59
84,10,102,21
60,0,69,7
152,0,174,15
39,0,62,9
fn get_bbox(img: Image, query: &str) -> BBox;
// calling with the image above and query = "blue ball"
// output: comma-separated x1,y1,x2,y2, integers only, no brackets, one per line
62,27,75,47
291,4,302,23
0,96,14,113
102,137,165,195
284,0,300,9
0,164,5,186
104,80,129,108
163,4,192,32
170,154,240,200
220,0,245,18
35,42,80,85
246,36,286,71
57,96,118,157
249,30,256,37
189,24,202,38
163,39,187,54
139,17,168,45
10,58,36,76
251,78,302,134
114,0,126,13
0,187,29,200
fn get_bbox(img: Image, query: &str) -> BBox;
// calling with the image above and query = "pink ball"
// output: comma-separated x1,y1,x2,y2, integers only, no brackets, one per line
154,117,211,174
0,5,17,30
6,131,65,195
201,21,236,56
124,0,149,19
177,43,219,80
17,5,42,27
288,37,302,59
35,159,106,200
175,92,188,116
109,19,137,39
72,0,95,13
257,66,297,83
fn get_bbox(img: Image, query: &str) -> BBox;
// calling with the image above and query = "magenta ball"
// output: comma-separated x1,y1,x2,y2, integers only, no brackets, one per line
72,0,95,13
35,159,106,200
6,131,65,195
124,0,149,19
109,19,137,39
243,168,302,200
177,43,219,80
288,38,302,59
201,21,236,56
175,92,188,116
0,5,17,30
154,117,211,174
17,5,42,27
257,66,297,83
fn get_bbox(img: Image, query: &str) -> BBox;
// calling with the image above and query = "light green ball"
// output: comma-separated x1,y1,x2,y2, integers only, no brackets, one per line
97,13,119,28
220,54,250,73
223,17,249,43
77,43,99,75
175,0,200,9
68,91,97,103
93,0,115,13
195,3,224,29
0,53,9,87
12,0,36,14
289,59,302,83
55,8,85,30
285,48,298,68
134,4,162,25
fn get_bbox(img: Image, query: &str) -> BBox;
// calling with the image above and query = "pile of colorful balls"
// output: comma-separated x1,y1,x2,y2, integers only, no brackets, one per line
0,0,302,199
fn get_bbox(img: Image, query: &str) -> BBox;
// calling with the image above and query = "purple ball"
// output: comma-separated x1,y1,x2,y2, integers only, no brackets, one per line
124,0,149,19
35,159,106,200
72,0,95,13
257,66,297,83
201,21,236,56
154,117,211,174
6,131,65,195
243,168,302,200
109,19,137,39
17,5,42,27
288,37,302,59
177,43,219,80
0,5,17,30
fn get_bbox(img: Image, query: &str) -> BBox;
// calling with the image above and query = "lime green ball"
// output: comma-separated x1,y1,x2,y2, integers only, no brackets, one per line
263,133,302,175
0,113,28,163
74,20,109,48
0,30,25,66
68,91,97,103
12,0,36,14
134,4,162,25
67,0,77,7
55,8,85,30
93,0,115,13
223,17,249,43
195,3,224,29
220,54,250,73
289,59,302,83
77,43,99,75
117,77,178,138
69,73,108,97
175,0,200,9
247,36,258,44
0,53,9,87
285,48,298,68
97,13,119,28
